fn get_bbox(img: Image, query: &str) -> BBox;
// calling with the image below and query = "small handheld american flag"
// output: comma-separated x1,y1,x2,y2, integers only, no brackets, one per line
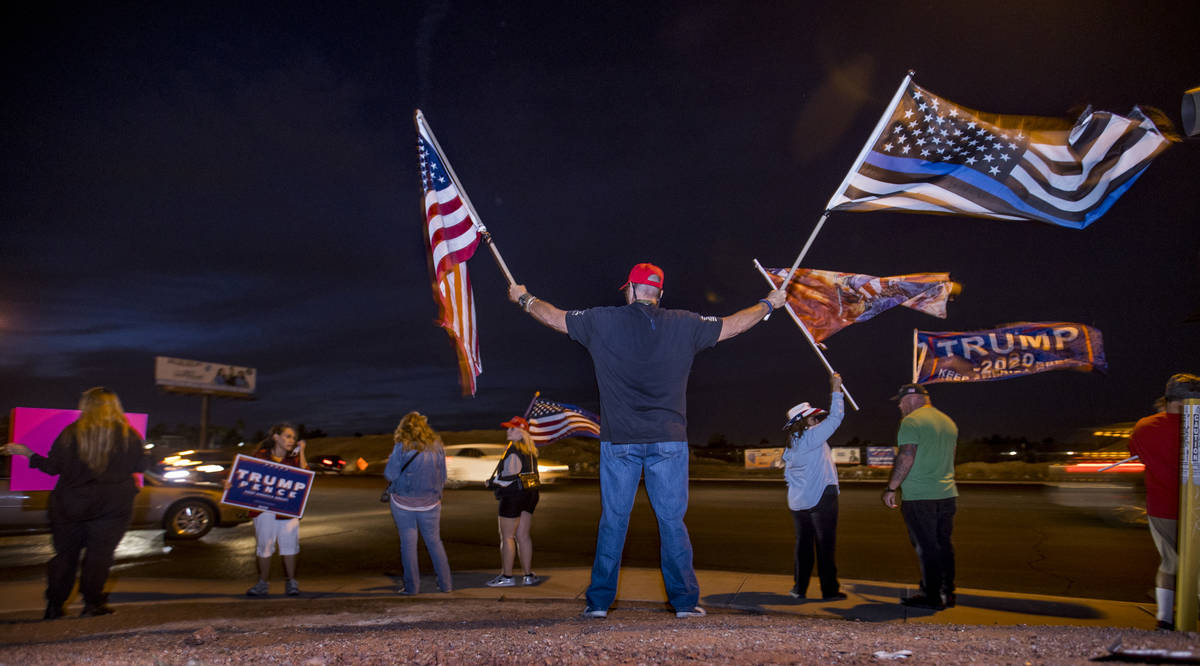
524,396,601,445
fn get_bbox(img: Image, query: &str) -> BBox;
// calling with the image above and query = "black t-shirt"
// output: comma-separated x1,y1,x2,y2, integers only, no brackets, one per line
566,303,721,443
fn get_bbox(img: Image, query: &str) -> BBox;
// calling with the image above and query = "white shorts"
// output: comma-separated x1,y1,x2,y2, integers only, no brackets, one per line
1149,515,1178,584
253,512,300,557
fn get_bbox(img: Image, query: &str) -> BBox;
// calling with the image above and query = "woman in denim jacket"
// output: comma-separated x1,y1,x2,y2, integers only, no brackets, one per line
385,412,452,594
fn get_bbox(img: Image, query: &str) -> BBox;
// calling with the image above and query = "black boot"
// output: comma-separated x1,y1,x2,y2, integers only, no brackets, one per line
80,603,115,617
43,603,64,620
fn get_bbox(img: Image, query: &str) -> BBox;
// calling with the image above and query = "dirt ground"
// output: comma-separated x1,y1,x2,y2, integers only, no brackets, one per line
1,598,1196,665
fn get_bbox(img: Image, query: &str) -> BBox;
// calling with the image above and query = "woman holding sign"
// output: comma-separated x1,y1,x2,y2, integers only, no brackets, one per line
4,387,148,620
244,423,308,598
485,416,541,587
385,412,453,594
781,373,846,601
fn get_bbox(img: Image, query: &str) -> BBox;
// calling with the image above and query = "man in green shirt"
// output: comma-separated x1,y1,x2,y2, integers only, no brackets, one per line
881,383,958,610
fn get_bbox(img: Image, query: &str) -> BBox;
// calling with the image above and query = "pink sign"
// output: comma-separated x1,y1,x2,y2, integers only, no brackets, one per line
9,407,149,492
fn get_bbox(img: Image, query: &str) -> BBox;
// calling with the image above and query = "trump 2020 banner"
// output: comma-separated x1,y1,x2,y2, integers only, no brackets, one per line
915,322,1106,385
221,454,314,518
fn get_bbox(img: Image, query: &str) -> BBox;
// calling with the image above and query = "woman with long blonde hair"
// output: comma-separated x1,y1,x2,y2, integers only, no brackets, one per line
5,387,147,620
384,411,453,594
485,416,541,587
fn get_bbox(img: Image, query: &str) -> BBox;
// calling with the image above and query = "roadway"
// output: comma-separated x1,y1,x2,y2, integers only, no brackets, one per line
0,476,1157,602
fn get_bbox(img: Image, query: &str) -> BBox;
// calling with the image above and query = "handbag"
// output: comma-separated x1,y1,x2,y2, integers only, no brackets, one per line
518,458,541,490
487,446,539,497
380,450,419,503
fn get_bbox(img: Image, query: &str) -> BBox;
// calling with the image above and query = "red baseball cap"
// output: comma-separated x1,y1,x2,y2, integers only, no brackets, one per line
500,416,529,430
618,263,665,291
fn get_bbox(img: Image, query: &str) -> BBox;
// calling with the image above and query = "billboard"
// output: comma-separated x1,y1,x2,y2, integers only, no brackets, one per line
155,356,256,398
866,446,896,468
831,447,861,465
744,448,784,469
9,407,149,491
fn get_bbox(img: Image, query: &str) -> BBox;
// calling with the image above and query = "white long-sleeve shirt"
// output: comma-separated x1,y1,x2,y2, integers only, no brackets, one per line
781,391,844,511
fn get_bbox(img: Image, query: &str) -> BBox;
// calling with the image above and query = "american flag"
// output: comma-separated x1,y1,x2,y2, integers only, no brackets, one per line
418,112,480,279
416,111,482,395
435,262,481,395
525,397,601,445
827,75,1174,229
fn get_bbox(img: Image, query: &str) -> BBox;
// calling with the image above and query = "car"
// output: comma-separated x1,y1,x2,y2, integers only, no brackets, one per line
156,449,236,485
0,469,251,540
442,443,570,489
310,453,347,474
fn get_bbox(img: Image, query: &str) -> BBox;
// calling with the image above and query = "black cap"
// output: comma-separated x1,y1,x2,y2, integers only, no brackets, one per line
891,383,929,401
1165,373,1200,401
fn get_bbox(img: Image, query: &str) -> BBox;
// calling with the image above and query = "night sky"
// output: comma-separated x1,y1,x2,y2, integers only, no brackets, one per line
3,2,1198,448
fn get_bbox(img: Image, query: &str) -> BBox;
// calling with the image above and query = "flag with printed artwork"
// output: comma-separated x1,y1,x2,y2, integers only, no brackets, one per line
416,110,482,394
760,263,958,343
827,74,1175,229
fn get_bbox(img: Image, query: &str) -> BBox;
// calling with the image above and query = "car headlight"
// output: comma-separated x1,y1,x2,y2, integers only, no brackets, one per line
163,470,192,481
195,464,225,473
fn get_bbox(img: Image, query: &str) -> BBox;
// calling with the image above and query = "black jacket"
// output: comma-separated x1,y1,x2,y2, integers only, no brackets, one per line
30,423,148,523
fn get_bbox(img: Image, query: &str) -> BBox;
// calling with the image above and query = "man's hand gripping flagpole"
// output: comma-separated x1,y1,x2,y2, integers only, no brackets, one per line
415,110,518,287
753,259,860,412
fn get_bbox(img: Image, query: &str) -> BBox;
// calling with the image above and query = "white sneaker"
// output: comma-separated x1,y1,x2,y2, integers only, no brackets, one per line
485,574,515,587
582,607,608,618
285,579,300,596
675,606,706,618
522,573,542,586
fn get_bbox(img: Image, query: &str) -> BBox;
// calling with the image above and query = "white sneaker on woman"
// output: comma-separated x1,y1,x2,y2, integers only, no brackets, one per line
485,574,515,587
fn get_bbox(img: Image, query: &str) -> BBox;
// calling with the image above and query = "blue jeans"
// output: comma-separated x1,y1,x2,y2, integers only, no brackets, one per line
389,503,453,593
586,441,698,612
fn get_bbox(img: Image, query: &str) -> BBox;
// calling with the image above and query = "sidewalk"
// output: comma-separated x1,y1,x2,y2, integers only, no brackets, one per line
0,566,1158,629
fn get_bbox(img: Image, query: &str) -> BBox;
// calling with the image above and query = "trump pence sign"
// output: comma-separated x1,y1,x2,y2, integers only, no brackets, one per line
221,454,314,518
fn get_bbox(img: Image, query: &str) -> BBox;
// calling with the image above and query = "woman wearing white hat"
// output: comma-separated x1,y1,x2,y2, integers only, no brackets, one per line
782,372,845,600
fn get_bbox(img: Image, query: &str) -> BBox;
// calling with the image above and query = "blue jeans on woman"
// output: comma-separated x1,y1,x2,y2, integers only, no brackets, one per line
585,441,698,612
389,503,453,594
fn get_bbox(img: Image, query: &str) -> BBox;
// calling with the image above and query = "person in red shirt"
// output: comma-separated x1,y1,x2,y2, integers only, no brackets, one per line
1128,373,1200,631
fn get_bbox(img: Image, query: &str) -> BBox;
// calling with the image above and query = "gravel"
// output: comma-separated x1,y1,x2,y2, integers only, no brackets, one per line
2,598,1197,664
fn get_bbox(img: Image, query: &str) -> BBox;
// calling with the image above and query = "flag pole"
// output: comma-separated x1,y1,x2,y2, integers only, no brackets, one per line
824,71,914,213
754,259,860,411
522,390,541,419
762,210,829,322
767,72,914,319
912,328,919,383
415,110,517,286
1096,455,1139,473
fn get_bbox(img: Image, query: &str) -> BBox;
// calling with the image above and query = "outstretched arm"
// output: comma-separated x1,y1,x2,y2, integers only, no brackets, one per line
509,284,568,334
718,289,787,342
